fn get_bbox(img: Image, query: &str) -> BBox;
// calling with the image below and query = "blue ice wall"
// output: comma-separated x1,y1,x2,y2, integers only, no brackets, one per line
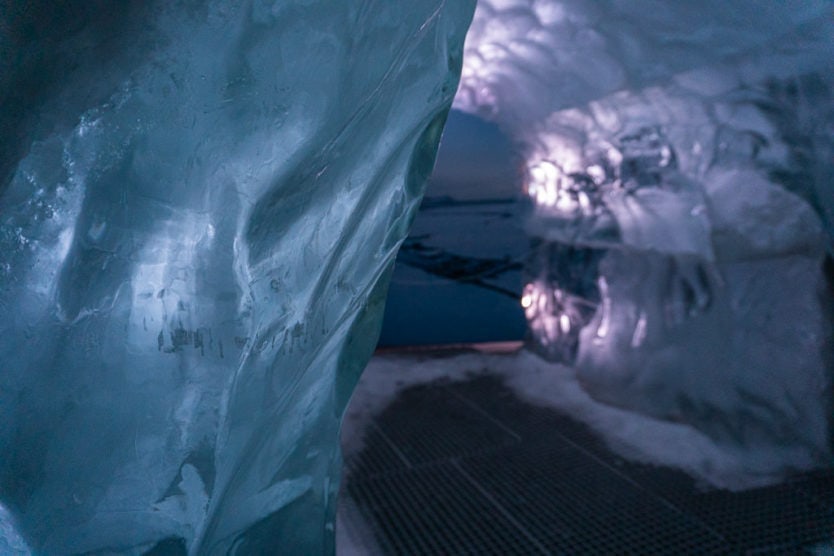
0,2,474,553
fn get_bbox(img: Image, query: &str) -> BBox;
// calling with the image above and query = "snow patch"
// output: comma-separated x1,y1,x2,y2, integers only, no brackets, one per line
344,348,825,491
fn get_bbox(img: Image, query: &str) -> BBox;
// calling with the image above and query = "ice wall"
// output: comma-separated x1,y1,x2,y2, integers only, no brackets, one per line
0,1,474,553
457,0,834,471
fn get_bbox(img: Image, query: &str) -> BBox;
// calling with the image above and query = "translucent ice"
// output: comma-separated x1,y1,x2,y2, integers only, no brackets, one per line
0,1,474,553
458,0,834,470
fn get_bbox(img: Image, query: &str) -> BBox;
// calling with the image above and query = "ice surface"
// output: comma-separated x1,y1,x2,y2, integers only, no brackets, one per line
0,503,28,555
0,1,474,553
456,1,834,467
459,0,834,250
457,0,833,137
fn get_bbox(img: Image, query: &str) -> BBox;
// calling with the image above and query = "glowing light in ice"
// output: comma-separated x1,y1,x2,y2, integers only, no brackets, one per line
523,281,585,348
594,277,610,341
525,155,593,213
631,311,648,348
559,313,571,334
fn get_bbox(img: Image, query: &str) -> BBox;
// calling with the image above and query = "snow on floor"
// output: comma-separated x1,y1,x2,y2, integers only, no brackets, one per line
342,345,824,491
335,489,384,556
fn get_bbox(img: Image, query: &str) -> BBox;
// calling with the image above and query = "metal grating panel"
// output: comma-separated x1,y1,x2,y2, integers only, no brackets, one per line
792,470,834,509
372,382,520,466
340,373,834,555
679,485,832,552
348,465,545,555
459,442,730,554
345,422,412,478
621,464,834,552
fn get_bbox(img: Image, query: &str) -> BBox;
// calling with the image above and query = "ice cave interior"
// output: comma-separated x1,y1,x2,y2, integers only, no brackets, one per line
1,0,833,554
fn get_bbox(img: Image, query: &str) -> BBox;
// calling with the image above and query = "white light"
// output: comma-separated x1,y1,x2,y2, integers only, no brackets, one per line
559,313,571,334
555,191,577,212
586,164,605,184
595,277,610,340
578,191,591,213
631,311,648,348
659,145,673,167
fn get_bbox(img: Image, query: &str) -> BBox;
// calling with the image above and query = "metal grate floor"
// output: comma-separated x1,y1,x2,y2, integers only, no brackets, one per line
340,374,834,555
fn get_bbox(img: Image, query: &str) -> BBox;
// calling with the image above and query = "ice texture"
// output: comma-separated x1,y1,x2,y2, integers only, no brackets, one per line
458,1,834,472
0,1,474,553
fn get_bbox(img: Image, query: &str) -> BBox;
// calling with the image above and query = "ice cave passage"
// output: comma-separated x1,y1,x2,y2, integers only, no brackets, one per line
1,0,833,554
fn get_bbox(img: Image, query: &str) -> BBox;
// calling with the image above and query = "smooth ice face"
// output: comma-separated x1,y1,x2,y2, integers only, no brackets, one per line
458,0,834,471
0,1,474,553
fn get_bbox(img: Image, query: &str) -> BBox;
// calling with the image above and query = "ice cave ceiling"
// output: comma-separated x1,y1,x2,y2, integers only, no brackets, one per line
1,1,833,554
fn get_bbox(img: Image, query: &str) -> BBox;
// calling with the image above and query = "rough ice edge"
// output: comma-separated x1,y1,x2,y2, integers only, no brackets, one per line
342,347,822,491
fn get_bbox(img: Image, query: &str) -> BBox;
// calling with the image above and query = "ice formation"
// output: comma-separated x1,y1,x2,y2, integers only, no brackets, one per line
0,1,474,553
457,1,834,468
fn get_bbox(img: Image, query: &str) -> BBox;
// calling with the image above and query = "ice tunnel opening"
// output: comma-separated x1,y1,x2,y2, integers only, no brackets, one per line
2,0,834,553
377,108,530,347
371,0,834,494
